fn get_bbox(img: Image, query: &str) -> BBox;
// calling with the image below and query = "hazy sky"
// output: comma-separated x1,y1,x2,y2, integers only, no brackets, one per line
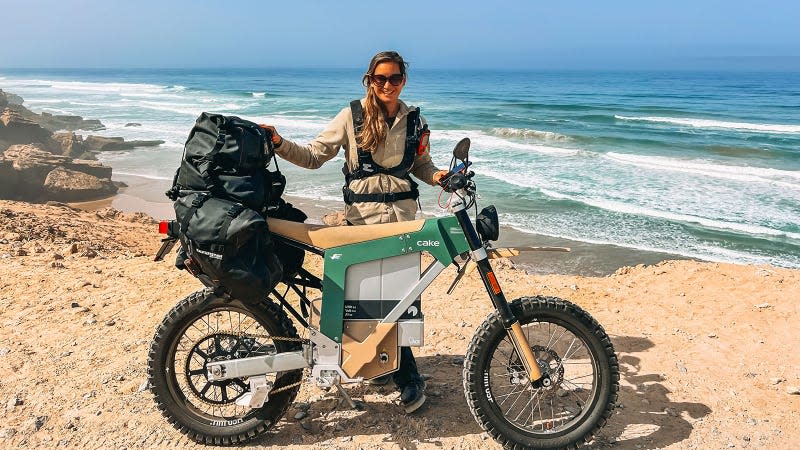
3,0,799,70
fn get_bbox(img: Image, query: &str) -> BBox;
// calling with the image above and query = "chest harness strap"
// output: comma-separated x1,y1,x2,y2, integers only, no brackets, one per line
342,99,426,205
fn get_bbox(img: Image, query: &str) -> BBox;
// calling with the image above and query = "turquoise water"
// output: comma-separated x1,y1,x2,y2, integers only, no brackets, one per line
2,68,799,268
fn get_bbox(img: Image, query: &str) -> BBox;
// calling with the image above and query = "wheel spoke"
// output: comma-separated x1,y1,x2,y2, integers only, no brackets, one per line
199,382,212,397
495,385,526,405
502,377,531,415
562,378,592,400
536,394,545,430
544,325,570,352
561,338,585,361
564,373,593,382
512,389,537,422
240,320,258,334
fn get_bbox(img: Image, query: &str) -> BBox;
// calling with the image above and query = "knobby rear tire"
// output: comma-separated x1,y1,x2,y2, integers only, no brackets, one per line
464,296,619,449
147,289,303,445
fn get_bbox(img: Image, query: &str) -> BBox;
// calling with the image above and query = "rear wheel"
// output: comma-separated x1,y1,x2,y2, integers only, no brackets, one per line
148,289,303,444
464,296,618,449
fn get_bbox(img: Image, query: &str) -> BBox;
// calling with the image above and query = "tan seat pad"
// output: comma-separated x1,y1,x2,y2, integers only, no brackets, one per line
266,218,426,250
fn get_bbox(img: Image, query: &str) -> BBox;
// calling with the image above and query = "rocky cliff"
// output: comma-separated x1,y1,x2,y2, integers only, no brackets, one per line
0,89,163,202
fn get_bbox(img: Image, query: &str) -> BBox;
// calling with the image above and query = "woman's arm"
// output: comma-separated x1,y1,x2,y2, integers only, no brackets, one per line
262,108,350,170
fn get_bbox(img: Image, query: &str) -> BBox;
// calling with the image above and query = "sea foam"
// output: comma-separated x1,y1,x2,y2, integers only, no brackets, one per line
615,115,800,134
605,152,800,189
111,171,173,181
490,127,572,142
435,129,580,156
536,189,800,240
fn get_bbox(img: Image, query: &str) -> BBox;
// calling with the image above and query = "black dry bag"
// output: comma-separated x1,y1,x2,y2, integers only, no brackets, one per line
171,112,273,211
174,193,283,302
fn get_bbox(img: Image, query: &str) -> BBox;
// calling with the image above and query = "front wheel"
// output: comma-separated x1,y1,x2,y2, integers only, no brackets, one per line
464,296,619,449
147,289,304,444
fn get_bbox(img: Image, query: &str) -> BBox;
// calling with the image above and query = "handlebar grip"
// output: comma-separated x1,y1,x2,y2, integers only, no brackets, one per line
448,173,469,191
438,161,473,189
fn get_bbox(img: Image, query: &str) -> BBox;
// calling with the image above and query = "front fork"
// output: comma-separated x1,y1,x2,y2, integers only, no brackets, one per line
453,204,544,384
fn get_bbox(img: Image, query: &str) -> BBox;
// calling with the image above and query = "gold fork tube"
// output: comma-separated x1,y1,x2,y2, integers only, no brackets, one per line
509,322,543,381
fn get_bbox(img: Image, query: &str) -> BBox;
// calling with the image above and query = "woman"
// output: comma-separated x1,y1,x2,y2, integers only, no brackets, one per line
261,51,446,414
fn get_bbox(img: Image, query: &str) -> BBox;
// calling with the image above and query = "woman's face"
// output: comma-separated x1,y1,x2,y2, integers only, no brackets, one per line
370,62,405,106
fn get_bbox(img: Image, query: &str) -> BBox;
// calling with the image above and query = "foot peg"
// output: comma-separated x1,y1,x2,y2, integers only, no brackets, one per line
235,376,272,409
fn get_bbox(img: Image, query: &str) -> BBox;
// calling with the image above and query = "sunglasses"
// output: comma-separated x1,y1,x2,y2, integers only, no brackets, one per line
370,73,404,87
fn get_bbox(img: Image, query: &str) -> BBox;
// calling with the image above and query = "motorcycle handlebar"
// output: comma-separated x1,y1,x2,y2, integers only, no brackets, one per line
447,173,470,191
438,160,473,192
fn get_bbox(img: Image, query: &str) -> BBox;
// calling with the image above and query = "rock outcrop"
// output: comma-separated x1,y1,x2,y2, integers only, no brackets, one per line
0,107,59,152
0,90,163,202
1,144,117,202
84,135,164,151
51,132,88,158
2,91,24,106
43,167,117,202
0,90,104,134
36,112,105,132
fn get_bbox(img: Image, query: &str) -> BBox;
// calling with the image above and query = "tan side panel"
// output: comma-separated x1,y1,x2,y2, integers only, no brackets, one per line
341,322,398,379
267,219,426,250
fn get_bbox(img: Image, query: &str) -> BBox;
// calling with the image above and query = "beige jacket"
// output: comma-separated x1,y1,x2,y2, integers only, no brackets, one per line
275,99,440,225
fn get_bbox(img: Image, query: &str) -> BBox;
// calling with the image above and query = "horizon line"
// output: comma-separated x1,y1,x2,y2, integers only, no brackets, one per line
3,66,800,73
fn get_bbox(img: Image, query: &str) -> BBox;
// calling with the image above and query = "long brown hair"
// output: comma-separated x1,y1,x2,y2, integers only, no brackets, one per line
357,51,408,153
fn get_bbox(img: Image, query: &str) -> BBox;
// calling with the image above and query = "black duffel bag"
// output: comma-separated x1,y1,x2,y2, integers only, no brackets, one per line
170,112,273,212
173,192,282,303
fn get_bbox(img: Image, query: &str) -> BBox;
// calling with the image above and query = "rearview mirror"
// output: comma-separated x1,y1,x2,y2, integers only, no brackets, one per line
453,138,470,161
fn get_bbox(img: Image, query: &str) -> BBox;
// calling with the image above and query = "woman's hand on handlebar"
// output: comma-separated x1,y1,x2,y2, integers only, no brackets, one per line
258,124,284,148
433,170,449,185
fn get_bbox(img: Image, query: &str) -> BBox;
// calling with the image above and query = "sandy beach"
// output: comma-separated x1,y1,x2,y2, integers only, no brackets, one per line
0,199,798,449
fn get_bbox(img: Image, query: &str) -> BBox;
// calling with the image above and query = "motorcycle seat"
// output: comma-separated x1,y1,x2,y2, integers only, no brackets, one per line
267,218,426,250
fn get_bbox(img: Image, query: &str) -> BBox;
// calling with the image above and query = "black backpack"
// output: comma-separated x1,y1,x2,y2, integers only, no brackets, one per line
168,113,285,302
170,112,274,211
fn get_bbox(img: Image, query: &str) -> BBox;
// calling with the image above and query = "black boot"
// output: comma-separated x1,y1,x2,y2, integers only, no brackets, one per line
393,347,426,413
399,379,426,413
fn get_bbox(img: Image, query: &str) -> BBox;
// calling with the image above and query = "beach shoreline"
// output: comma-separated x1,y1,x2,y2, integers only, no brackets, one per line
75,172,691,277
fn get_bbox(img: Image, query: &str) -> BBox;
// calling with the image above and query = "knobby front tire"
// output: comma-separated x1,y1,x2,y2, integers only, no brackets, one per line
464,296,619,449
147,289,303,445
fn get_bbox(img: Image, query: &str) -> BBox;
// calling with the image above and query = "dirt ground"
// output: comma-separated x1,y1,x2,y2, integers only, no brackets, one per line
0,200,798,449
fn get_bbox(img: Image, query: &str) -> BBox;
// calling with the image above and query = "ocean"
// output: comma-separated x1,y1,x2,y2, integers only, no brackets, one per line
1,68,799,270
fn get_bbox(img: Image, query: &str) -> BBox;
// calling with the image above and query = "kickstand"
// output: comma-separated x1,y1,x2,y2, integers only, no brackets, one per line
333,381,363,410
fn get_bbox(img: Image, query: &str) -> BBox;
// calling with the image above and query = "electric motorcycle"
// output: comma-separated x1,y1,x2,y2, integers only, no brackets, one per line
148,138,619,449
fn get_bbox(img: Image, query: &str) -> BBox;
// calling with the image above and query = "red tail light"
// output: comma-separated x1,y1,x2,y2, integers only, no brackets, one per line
159,221,170,234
